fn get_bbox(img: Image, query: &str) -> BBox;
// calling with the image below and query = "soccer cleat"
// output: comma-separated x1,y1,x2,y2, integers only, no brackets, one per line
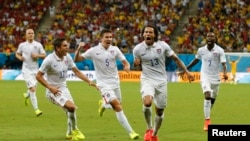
35,109,43,117
65,133,72,140
203,119,211,131
72,129,85,140
98,100,105,117
129,131,139,140
151,135,158,141
144,129,153,141
23,93,29,106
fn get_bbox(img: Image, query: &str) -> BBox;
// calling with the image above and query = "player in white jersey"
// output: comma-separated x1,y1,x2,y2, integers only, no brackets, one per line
186,32,228,131
74,29,139,140
15,28,46,116
133,24,194,141
36,38,97,140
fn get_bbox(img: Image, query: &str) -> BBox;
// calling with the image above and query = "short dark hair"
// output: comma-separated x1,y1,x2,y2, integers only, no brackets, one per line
100,29,112,37
53,38,66,51
141,24,159,41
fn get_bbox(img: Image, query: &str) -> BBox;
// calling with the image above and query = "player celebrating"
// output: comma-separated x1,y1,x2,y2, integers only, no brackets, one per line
133,24,194,141
36,38,97,140
74,29,139,140
186,32,228,131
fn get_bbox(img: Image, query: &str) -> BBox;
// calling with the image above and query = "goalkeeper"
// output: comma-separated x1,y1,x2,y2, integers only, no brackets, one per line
227,55,241,84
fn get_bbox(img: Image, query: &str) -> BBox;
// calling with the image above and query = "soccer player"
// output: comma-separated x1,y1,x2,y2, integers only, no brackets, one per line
133,24,194,141
15,28,46,116
74,29,139,140
186,32,228,131
227,55,241,84
36,38,97,140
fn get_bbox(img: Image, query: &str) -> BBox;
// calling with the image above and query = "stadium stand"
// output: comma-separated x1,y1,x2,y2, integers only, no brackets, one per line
175,0,250,54
1,0,249,70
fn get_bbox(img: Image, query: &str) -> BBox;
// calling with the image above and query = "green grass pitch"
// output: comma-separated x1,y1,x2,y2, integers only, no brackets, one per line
0,80,249,141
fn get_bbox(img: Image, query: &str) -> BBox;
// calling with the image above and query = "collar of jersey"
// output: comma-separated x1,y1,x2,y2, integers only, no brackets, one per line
143,41,156,49
53,52,64,61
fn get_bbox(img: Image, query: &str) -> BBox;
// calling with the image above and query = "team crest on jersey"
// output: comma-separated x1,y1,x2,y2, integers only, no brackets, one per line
64,60,68,65
110,50,114,55
213,52,218,57
157,49,161,54
106,93,110,98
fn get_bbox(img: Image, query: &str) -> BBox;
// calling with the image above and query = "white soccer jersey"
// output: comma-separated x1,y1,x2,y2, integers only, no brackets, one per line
133,41,174,81
39,52,76,88
81,43,126,87
196,44,226,83
16,41,46,74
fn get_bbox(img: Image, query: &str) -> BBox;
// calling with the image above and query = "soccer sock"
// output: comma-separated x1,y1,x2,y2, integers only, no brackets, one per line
66,117,72,134
153,114,164,136
101,99,113,109
204,99,211,119
29,91,38,110
103,103,113,109
26,90,30,98
116,111,133,133
143,105,152,129
68,112,77,130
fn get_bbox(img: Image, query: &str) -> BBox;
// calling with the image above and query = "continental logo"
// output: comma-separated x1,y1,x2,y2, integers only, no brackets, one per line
118,71,141,82
178,72,200,82
178,72,231,82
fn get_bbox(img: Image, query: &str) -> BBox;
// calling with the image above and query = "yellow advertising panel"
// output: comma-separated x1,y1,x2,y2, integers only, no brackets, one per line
178,72,231,83
118,71,141,82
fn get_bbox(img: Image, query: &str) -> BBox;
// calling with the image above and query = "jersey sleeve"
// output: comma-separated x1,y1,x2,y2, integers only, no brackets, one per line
220,49,226,63
16,43,23,54
38,43,46,54
161,41,174,57
39,56,50,73
67,54,76,69
132,45,140,59
195,48,202,59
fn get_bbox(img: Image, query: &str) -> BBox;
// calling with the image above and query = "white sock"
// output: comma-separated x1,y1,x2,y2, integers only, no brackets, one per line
204,100,211,119
67,117,72,134
116,111,133,133
67,112,78,130
25,91,30,98
153,114,164,136
103,103,113,109
143,105,152,129
29,91,38,110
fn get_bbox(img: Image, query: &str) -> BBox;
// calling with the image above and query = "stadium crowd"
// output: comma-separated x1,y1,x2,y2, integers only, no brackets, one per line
0,0,51,52
0,0,250,69
40,0,189,53
0,0,189,54
175,0,250,54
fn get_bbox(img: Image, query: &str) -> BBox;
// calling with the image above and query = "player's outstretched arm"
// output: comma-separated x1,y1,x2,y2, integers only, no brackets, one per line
170,54,194,82
72,67,98,89
221,62,228,80
74,42,85,62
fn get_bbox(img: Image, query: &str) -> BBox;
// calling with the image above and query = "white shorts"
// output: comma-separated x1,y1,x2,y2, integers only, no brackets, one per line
201,82,220,98
141,79,167,109
23,73,37,88
99,86,122,104
46,87,74,107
